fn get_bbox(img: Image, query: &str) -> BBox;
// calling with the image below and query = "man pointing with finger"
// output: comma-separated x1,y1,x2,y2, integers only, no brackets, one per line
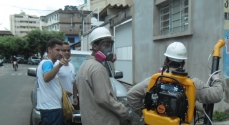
36,38,69,125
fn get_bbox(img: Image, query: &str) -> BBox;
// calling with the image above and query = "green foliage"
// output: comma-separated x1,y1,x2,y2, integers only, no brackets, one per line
0,29,65,59
0,36,26,58
26,29,65,57
213,111,229,121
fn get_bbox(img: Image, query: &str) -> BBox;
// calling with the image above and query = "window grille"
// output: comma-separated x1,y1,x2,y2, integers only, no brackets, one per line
160,0,188,35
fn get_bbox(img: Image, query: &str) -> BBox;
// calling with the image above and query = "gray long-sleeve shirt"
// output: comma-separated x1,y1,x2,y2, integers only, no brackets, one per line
76,56,127,125
127,76,224,116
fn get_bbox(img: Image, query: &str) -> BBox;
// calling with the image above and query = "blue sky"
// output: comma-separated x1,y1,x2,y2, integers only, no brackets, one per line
0,0,84,30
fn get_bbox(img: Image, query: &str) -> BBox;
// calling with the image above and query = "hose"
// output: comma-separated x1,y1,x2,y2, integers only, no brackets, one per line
206,70,221,86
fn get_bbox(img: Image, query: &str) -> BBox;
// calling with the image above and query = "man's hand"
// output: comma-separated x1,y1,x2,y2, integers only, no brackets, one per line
111,54,117,63
73,96,78,106
65,91,72,97
120,107,132,125
212,73,220,80
59,58,70,66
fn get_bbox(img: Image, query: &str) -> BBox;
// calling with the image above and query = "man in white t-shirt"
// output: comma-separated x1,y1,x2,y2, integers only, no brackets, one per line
54,42,78,125
54,42,77,104
36,38,69,125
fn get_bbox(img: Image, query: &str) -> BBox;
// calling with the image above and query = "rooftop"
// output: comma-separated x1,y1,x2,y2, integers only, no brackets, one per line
0,30,13,35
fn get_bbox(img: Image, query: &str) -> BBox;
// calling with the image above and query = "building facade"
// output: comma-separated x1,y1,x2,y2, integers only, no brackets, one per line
132,0,228,112
10,12,40,37
82,0,229,112
90,0,133,13
40,6,91,49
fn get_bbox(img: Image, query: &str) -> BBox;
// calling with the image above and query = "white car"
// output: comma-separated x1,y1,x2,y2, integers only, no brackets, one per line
28,50,131,125
0,58,3,66
28,56,41,65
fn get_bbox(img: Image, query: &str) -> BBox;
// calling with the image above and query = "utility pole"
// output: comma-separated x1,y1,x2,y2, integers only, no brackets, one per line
80,5,86,35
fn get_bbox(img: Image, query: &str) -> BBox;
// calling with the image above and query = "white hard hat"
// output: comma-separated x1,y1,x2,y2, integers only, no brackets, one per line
164,42,187,62
90,27,113,45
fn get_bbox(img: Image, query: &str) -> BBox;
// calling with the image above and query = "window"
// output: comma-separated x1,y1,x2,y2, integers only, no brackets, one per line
71,54,89,76
153,0,192,40
225,12,229,20
68,38,74,43
160,0,188,35
32,57,39,59
56,14,59,21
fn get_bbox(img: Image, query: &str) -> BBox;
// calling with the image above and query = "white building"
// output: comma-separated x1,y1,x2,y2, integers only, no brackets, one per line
10,12,40,37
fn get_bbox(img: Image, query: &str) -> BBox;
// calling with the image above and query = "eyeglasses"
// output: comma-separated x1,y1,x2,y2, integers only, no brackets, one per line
62,49,70,52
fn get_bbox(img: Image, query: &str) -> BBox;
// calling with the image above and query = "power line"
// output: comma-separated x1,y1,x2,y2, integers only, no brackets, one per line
11,5,56,11
0,4,56,11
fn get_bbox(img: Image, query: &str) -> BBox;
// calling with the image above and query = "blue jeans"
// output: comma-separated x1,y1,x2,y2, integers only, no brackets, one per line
40,108,63,125
64,120,72,125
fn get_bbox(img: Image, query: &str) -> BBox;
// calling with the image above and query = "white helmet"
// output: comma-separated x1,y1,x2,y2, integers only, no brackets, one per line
164,42,187,62
90,27,113,45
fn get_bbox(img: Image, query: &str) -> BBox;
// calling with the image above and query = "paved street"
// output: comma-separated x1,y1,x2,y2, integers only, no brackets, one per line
0,63,37,125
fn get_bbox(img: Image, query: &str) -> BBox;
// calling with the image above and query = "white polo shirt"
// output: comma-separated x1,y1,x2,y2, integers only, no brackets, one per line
36,59,62,110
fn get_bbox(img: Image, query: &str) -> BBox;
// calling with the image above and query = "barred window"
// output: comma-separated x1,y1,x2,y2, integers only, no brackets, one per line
160,0,188,35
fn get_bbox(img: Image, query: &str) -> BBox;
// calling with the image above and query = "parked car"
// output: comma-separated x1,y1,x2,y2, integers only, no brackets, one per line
18,57,28,64
27,50,132,125
28,56,40,65
0,58,3,66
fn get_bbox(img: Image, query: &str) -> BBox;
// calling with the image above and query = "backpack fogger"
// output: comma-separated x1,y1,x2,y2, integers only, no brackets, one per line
142,68,196,125
204,39,225,125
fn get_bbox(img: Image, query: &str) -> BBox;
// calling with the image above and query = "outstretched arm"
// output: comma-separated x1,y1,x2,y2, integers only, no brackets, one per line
192,76,224,104
127,77,151,116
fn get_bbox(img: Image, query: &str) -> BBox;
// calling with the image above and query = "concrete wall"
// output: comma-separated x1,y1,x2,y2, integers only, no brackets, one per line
133,0,226,111
133,0,224,83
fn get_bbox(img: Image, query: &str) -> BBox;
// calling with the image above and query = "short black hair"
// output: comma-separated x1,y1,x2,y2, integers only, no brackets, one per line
93,39,102,46
93,38,114,46
46,38,63,51
164,57,185,68
63,42,70,45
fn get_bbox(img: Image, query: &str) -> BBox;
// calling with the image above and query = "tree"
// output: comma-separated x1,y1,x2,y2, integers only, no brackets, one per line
0,29,65,60
0,36,26,59
25,29,65,57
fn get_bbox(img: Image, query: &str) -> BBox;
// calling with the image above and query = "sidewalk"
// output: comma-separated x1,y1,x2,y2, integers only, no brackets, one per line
195,120,229,125
213,120,229,125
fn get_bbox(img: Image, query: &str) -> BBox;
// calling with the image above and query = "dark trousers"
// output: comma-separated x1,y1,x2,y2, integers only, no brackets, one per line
40,108,63,125
64,120,72,125
12,64,18,68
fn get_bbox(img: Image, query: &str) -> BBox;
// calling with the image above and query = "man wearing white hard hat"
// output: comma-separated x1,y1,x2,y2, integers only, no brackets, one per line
76,27,131,125
127,42,224,117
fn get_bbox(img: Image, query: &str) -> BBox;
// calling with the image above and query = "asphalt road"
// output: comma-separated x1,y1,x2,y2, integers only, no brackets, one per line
0,63,37,125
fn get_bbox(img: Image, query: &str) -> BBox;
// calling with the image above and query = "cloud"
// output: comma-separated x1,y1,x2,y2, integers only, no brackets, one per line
0,0,84,30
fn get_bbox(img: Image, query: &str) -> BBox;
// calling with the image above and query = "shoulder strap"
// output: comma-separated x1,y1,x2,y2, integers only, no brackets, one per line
58,75,64,92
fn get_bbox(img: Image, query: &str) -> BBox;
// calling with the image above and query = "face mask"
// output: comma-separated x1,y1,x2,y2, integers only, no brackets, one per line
94,39,114,62
95,49,114,62
95,51,106,62
102,47,114,61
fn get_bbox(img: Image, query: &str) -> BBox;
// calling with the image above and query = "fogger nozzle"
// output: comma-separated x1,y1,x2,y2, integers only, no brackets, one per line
213,39,225,57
